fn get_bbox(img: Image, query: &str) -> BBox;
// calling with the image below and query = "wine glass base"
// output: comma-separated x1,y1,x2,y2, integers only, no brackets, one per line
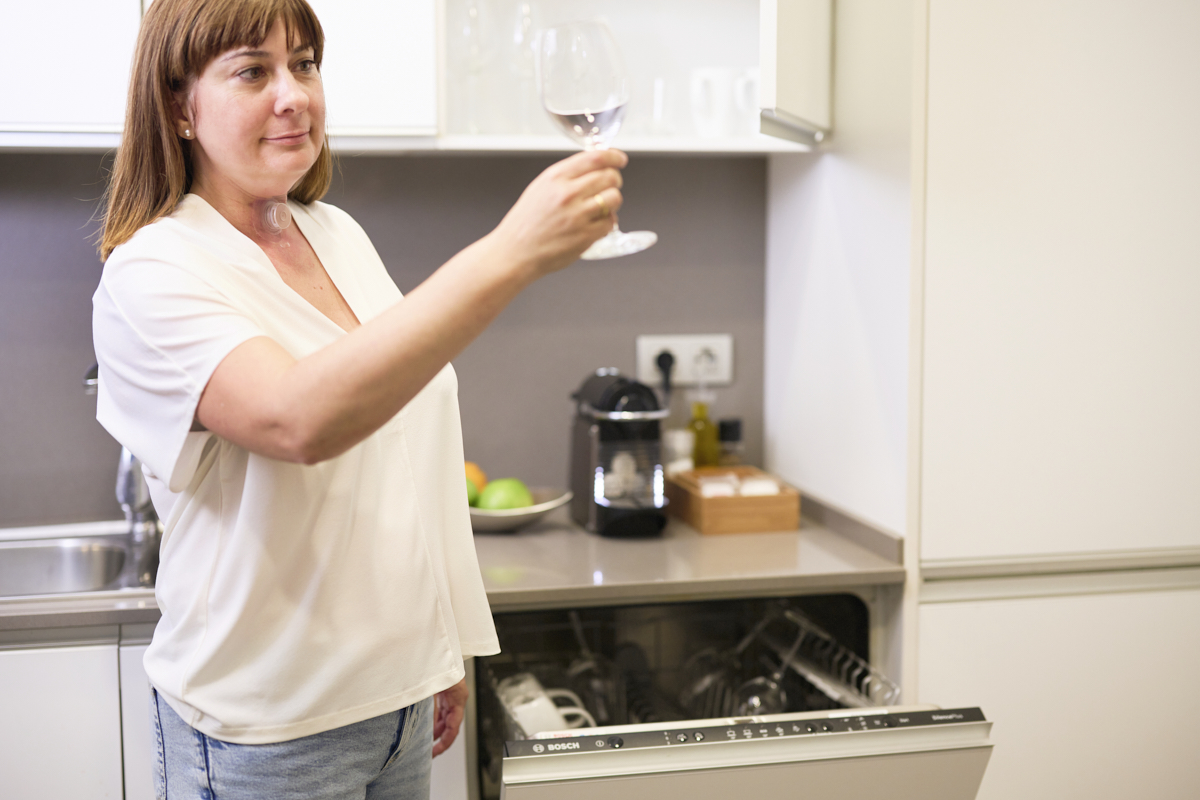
580,230,657,260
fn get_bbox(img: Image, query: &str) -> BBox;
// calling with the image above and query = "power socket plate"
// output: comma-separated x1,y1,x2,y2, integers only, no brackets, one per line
635,334,734,388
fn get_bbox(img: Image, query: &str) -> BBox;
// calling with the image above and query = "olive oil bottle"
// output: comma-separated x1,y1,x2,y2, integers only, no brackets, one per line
689,401,721,468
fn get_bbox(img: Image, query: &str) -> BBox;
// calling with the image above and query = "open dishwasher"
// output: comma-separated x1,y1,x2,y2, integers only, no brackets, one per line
473,595,991,799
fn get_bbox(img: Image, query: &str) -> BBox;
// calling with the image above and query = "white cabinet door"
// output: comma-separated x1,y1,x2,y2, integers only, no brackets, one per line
0,0,141,131
920,0,1200,563
919,585,1200,799
759,0,831,143
305,0,437,135
120,643,155,800
0,644,124,799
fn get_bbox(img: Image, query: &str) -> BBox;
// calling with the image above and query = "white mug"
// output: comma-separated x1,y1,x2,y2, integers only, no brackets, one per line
733,68,760,137
691,67,736,138
691,67,761,139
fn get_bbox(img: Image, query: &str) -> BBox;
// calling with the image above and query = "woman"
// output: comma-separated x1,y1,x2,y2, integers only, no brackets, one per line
93,0,625,796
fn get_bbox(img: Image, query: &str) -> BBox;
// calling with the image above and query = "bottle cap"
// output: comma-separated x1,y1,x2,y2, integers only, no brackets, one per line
718,418,742,442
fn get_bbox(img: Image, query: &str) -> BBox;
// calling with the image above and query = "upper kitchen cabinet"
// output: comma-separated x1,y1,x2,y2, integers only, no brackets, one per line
307,0,438,138
2,0,830,154
759,0,831,145
435,0,819,153
0,0,141,149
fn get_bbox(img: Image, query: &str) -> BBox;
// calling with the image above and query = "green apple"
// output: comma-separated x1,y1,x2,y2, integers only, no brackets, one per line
477,478,534,510
467,478,480,506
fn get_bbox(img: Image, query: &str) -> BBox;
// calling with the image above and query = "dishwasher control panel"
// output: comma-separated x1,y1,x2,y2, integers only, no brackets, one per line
505,708,986,758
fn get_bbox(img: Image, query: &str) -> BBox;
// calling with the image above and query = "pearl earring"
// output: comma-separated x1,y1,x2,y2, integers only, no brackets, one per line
183,128,192,139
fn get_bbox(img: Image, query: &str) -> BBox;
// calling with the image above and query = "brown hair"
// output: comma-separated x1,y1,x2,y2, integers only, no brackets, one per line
99,0,330,260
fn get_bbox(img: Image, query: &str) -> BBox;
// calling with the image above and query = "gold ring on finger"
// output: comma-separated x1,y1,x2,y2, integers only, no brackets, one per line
593,193,610,218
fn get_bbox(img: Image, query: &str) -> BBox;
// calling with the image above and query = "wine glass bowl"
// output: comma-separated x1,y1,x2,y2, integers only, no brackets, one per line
538,20,657,260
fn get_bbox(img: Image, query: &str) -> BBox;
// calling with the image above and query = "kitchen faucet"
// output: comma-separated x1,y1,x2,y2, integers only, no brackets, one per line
85,364,161,588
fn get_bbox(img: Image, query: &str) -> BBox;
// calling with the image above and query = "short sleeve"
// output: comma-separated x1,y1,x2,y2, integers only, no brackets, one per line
93,254,266,492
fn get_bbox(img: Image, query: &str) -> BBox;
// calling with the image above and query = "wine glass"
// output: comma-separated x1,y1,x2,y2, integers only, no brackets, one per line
538,20,657,260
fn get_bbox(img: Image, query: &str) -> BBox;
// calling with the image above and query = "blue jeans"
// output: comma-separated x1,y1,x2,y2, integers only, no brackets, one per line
150,688,433,800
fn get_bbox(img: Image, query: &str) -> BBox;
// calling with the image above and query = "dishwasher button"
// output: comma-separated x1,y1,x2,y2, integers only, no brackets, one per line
676,733,689,743
594,739,607,748
694,732,705,741
608,736,624,749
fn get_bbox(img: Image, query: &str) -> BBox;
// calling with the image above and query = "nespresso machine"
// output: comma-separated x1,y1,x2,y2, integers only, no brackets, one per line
569,369,669,538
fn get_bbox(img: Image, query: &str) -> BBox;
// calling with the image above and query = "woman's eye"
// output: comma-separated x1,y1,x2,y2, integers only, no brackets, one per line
295,59,317,73
237,66,265,80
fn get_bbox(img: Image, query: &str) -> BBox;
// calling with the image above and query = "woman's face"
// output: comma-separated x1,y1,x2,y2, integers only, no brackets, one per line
180,19,325,200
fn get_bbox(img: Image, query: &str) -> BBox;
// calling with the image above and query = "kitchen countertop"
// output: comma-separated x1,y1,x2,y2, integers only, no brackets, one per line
0,588,159,632
476,515,904,611
0,516,903,631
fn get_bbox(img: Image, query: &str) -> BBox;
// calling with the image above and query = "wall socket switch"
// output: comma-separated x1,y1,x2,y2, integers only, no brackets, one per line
635,334,734,388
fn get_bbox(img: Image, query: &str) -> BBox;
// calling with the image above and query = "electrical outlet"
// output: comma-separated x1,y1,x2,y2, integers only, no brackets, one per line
635,334,734,388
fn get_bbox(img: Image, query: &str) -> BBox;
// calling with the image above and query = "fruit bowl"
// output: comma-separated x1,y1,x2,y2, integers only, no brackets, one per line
469,488,573,533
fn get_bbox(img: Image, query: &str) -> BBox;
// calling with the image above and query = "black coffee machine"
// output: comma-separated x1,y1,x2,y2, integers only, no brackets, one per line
569,369,669,538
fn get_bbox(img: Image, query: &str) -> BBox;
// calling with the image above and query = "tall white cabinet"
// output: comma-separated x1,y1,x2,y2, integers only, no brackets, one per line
919,0,1200,567
919,577,1200,800
765,1,1200,797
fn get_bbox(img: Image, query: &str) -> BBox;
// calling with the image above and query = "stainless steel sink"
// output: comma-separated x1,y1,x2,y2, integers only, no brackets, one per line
0,537,127,597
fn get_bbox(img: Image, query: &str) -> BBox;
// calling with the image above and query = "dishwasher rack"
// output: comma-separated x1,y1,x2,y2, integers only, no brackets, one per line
473,594,893,800
762,607,901,708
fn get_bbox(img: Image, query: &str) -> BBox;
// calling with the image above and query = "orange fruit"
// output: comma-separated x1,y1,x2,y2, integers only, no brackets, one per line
464,461,488,492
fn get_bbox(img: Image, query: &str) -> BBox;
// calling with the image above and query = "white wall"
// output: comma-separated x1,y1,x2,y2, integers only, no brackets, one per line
764,0,914,536
920,0,1200,563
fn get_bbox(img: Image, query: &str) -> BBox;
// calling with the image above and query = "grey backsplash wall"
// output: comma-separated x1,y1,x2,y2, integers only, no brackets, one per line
0,152,766,528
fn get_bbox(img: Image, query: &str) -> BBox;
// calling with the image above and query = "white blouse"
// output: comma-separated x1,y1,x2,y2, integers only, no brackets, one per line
92,194,499,744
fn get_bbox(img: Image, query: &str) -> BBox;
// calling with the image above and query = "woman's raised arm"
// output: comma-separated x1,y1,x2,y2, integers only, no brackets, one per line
195,149,627,464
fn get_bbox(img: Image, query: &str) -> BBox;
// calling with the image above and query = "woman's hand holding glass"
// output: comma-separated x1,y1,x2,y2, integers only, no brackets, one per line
487,148,628,278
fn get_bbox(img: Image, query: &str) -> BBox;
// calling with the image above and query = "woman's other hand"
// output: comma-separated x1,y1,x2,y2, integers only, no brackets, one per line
432,678,469,757
489,149,628,279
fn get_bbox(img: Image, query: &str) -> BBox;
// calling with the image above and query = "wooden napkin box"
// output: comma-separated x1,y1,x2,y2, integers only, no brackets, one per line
664,466,801,535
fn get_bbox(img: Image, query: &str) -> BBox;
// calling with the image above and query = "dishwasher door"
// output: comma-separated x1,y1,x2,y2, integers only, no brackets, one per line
501,706,991,800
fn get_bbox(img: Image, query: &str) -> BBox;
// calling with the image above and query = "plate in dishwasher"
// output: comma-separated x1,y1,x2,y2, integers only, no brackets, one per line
501,705,992,800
